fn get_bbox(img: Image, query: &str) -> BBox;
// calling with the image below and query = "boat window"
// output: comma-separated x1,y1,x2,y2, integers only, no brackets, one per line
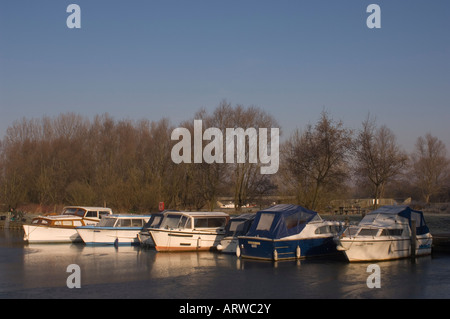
194,218,208,228
185,218,192,229
132,219,143,227
344,226,359,237
118,219,132,227
32,219,39,224
98,217,116,227
177,216,189,229
73,220,83,226
54,221,62,226
358,228,379,236
194,217,227,228
145,215,163,228
99,211,110,218
380,229,403,236
150,215,163,227
86,211,97,218
160,214,182,229
63,220,72,226
229,220,247,233
40,219,49,225
73,209,86,217
315,225,339,234
63,208,78,215
208,218,226,228
256,213,275,231
227,219,250,236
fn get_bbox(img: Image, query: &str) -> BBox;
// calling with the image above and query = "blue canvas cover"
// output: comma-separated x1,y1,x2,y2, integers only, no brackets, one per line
364,205,430,235
224,213,256,237
245,204,320,240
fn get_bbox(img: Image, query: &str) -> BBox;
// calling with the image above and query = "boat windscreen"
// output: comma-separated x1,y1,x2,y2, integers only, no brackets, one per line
160,214,183,229
144,215,163,228
62,208,79,215
255,213,275,231
226,220,250,236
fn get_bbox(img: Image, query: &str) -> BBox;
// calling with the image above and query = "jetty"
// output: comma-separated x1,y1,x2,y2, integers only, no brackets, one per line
432,233,450,252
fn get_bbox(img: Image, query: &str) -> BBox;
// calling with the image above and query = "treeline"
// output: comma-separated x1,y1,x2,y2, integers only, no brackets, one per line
1,101,450,213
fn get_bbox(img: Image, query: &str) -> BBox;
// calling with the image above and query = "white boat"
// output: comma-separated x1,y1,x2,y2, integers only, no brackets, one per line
334,205,433,262
76,214,152,246
148,211,229,252
23,206,113,243
216,213,256,253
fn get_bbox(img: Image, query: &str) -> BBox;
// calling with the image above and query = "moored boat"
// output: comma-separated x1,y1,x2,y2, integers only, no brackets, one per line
23,206,113,243
148,211,229,252
334,205,433,262
216,213,256,253
237,204,343,261
76,214,152,246
137,212,165,247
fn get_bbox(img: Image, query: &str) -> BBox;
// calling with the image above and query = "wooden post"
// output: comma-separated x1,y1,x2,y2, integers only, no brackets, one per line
411,219,416,258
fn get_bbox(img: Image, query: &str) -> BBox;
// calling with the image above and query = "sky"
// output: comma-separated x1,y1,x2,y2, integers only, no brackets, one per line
1,0,449,152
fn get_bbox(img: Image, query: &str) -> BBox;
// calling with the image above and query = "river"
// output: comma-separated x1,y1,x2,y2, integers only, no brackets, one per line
1,215,450,300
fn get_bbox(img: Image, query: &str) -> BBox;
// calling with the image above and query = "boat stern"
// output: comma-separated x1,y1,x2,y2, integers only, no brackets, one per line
237,237,280,260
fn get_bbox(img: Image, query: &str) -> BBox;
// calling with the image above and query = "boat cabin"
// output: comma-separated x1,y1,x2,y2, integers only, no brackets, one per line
341,205,430,239
96,215,151,228
61,206,113,220
159,212,229,231
30,215,86,228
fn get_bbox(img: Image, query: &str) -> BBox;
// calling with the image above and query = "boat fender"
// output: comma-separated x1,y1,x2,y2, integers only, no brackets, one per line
273,249,278,261
296,245,301,259
236,245,241,258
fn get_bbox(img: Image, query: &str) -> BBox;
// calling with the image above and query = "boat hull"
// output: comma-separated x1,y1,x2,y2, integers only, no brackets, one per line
149,229,224,252
216,237,239,254
76,227,143,246
337,234,433,262
237,236,340,261
23,225,82,243
137,230,155,247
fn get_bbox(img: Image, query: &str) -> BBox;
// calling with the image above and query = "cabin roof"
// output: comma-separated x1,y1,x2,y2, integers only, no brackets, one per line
163,211,229,217
107,214,153,218
63,206,113,211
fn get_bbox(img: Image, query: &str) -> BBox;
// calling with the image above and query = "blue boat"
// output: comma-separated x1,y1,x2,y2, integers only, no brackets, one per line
237,204,343,261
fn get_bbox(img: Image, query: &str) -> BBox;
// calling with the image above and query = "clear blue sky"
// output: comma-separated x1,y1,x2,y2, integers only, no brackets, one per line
1,0,449,152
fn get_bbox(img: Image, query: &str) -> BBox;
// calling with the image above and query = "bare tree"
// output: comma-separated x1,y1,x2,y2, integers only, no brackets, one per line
411,133,450,203
281,111,353,210
355,115,407,208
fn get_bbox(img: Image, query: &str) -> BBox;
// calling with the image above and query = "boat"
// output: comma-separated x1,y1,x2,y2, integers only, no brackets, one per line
216,213,256,253
148,211,229,252
23,206,113,243
137,212,165,247
237,204,343,261
76,214,152,246
334,205,433,262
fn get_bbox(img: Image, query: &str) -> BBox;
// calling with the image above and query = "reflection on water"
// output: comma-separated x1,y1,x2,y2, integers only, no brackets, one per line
1,229,450,298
